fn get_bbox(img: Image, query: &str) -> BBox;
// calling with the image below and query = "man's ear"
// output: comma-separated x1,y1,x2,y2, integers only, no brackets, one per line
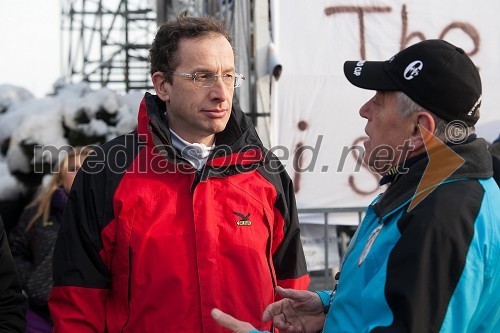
411,111,436,150
152,71,170,102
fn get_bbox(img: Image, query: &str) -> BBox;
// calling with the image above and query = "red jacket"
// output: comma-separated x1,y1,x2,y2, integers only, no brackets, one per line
49,93,310,332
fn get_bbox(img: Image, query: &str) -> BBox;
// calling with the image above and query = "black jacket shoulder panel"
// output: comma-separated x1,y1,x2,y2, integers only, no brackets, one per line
257,153,308,280
79,131,142,229
53,132,141,288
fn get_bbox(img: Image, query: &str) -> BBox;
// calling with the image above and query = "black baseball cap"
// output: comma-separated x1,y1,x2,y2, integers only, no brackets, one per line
344,39,482,126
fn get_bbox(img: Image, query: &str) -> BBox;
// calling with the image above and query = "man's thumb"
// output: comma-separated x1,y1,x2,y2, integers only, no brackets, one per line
212,308,257,333
275,286,310,302
212,308,237,330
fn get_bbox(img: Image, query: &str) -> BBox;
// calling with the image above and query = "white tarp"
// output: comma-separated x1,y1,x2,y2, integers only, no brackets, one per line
270,0,500,211
300,223,340,271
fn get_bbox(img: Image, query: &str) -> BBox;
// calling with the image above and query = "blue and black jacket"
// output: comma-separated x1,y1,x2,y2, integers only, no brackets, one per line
321,137,500,332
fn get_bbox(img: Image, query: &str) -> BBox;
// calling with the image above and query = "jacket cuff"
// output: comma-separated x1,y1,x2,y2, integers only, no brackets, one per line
316,290,334,314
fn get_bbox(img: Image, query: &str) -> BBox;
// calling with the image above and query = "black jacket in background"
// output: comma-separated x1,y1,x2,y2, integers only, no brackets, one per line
10,189,65,323
490,138,500,187
0,215,28,332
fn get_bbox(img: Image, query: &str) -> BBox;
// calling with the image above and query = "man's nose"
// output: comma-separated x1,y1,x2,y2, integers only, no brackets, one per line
209,77,230,101
359,100,370,119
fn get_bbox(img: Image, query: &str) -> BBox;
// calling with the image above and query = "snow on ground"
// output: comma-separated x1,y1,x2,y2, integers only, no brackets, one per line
0,82,141,200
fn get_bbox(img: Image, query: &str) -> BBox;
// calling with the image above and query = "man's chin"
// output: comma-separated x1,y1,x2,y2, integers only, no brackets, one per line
212,118,231,133
366,161,393,176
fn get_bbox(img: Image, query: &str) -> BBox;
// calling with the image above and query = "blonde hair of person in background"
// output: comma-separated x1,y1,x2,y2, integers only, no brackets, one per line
25,146,93,230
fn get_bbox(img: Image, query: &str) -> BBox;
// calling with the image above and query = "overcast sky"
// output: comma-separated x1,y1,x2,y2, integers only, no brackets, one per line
0,0,60,97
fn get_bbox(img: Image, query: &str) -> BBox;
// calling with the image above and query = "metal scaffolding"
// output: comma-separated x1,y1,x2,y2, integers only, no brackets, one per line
60,0,269,143
60,0,157,93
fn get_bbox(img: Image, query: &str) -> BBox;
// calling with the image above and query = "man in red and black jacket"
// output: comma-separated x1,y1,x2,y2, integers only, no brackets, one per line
49,16,309,332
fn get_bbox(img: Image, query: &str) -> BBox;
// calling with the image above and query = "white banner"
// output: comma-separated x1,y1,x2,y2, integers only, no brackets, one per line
271,0,500,209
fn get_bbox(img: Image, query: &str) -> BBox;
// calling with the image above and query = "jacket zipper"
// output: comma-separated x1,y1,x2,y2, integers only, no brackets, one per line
190,168,205,192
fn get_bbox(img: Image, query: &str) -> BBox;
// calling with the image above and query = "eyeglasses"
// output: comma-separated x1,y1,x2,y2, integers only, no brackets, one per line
165,71,245,88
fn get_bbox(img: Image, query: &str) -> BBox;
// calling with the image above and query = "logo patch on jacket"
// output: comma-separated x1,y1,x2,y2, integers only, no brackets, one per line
358,224,383,266
233,212,252,226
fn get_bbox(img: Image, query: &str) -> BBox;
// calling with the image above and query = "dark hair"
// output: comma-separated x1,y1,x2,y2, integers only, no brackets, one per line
149,16,233,81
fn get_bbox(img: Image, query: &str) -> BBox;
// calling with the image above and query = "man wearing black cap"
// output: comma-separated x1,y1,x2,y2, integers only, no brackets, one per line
211,39,500,333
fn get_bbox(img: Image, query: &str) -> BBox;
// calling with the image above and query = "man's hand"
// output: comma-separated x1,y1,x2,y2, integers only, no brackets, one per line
211,287,326,333
211,308,260,333
262,286,326,333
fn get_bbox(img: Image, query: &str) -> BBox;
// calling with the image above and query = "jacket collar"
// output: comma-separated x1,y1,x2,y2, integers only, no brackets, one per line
373,137,493,217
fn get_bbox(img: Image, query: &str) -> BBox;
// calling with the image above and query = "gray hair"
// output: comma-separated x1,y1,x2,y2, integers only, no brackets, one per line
394,91,474,142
